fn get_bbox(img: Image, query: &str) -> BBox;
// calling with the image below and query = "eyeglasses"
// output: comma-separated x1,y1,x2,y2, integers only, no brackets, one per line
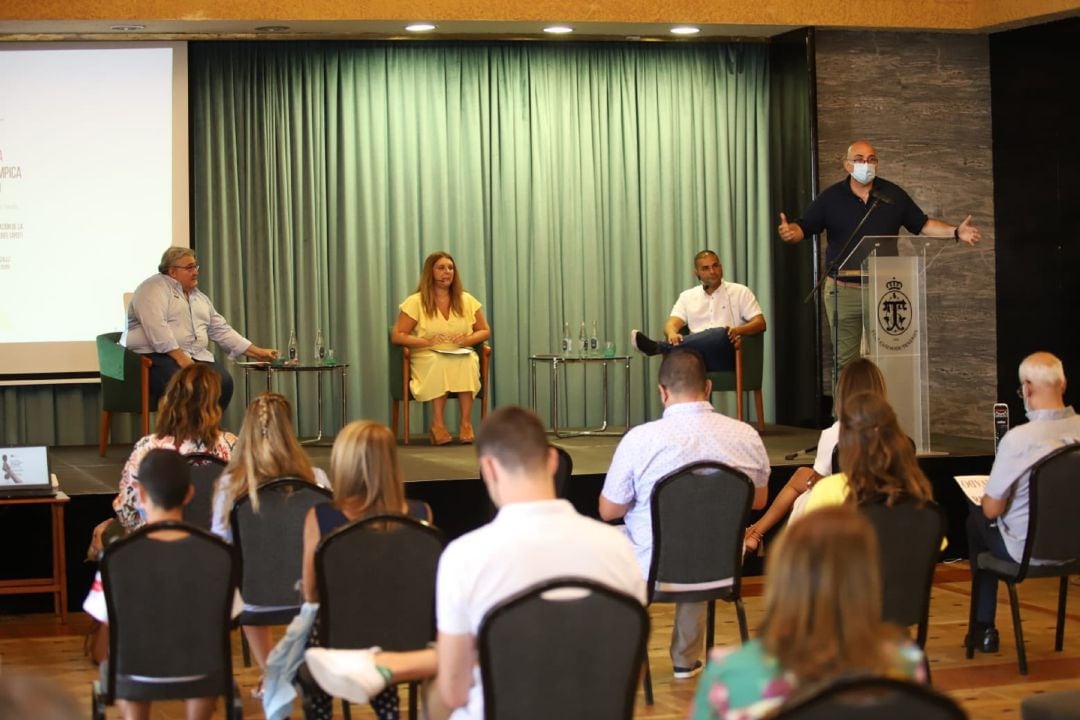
172,263,200,272
847,156,879,165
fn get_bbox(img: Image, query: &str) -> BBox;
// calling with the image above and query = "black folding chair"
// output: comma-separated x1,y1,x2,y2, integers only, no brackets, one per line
552,444,573,499
966,444,1080,674
642,461,755,704
309,513,445,719
183,453,227,531
91,521,240,720
773,675,967,720
479,578,649,720
860,500,945,648
230,477,332,665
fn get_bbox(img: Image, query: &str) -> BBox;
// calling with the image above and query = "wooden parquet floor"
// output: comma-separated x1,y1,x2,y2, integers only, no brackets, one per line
1,563,1077,719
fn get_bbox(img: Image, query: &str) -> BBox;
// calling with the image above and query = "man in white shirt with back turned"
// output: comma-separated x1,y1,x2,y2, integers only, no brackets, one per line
600,349,771,679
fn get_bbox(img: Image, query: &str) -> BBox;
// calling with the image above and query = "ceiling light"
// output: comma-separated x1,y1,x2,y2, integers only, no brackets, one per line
670,26,701,35
110,24,145,32
254,25,291,33
405,23,437,32
543,26,574,34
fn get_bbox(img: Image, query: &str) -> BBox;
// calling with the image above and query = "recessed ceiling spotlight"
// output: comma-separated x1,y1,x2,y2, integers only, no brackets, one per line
110,24,145,32
254,25,291,33
670,26,701,35
405,23,437,32
543,26,574,34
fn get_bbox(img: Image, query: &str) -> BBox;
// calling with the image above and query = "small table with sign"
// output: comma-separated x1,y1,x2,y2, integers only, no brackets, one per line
239,361,349,444
0,491,71,624
528,354,632,438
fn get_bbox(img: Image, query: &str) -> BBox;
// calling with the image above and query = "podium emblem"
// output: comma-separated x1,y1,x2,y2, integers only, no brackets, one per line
878,278,911,337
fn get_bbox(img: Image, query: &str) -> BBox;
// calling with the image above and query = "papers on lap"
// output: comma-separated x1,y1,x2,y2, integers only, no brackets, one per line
433,347,473,355
954,475,989,506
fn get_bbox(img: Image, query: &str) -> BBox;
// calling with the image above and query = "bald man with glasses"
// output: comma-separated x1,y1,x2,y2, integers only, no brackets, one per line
123,246,277,410
777,139,982,371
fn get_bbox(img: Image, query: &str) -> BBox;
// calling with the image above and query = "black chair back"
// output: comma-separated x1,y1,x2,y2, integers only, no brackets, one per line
316,514,445,650
183,453,227,531
1022,444,1080,576
648,461,753,604
552,445,573,499
99,521,238,703
860,500,945,646
230,478,331,621
774,676,967,720
479,578,648,720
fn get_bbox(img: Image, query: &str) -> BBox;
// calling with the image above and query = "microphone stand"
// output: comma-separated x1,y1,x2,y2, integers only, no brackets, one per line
802,195,882,392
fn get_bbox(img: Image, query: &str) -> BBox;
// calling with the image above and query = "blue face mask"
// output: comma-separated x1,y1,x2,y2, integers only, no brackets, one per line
851,162,876,184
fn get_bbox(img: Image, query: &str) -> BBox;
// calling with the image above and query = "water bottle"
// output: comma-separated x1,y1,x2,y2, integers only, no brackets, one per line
561,322,572,356
314,328,326,364
589,321,600,356
288,328,298,362
578,321,587,357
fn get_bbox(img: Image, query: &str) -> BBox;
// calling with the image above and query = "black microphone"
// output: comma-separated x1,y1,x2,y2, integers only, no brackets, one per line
870,189,894,205
785,444,818,461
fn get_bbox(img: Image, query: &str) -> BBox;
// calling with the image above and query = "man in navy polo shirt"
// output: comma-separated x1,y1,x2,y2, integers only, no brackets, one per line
777,140,981,371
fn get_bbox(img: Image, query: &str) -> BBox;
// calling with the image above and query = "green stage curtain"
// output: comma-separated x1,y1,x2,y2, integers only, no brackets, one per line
2,40,773,445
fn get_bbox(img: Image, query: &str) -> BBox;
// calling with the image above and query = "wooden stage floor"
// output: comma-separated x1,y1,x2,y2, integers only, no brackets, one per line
2,564,1077,719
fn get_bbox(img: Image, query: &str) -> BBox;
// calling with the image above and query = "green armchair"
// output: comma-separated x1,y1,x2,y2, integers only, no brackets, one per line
96,332,152,457
390,339,491,444
709,332,765,432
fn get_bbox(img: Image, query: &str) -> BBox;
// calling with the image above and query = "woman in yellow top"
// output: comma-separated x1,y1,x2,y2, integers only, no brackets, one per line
391,251,491,445
804,391,933,512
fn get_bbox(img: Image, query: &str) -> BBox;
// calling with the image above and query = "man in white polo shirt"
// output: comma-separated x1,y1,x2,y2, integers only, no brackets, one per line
303,406,645,720
632,250,765,372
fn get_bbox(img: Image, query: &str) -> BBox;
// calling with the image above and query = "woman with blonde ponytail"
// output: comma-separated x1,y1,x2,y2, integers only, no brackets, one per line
210,392,330,672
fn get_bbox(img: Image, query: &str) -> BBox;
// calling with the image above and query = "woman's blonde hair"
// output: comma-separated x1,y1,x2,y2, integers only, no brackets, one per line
834,357,888,417
838,392,933,507
154,364,223,447
329,421,406,516
220,393,316,517
759,506,897,683
416,251,463,317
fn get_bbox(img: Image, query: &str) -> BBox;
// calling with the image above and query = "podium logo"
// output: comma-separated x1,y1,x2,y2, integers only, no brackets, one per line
878,278,911,338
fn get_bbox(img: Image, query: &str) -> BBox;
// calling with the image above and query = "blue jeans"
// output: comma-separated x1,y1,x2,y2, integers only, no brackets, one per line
966,507,1014,625
659,327,736,372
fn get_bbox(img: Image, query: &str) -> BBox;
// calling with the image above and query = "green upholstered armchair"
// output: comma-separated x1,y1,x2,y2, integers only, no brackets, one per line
709,332,765,432
389,338,491,444
96,332,152,457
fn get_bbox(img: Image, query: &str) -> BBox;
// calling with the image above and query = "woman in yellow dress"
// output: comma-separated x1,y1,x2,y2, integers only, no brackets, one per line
391,251,491,445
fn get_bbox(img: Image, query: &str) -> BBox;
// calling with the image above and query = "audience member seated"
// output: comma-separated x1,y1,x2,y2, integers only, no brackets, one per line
803,391,934,514
390,251,491,446
210,392,330,672
104,364,237,542
599,348,770,679
299,420,432,720
967,352,1080,654
83,448,225,720
631,249,765,372
690,506,926,719
301,406,644,720
744,358,888,553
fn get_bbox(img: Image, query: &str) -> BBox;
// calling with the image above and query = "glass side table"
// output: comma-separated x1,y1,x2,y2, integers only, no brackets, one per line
238,361,349,444
528,354,631,438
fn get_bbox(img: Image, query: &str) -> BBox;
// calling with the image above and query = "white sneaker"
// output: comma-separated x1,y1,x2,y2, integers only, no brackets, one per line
304,646,387,704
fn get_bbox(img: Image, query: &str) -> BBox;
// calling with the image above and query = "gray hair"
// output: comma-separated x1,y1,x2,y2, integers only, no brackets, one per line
158,246,195,274
1019,352,1066,390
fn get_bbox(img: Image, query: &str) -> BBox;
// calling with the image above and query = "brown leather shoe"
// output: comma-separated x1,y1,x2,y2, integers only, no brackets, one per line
459,423,475,444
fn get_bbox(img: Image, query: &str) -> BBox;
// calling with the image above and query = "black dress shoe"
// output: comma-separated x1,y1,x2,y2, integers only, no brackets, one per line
631,330,661,356
965,626,1000,653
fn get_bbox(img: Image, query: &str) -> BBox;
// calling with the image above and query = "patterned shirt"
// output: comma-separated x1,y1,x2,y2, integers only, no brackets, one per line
113,431,238,531
601,401,770,574
690,638,926,720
